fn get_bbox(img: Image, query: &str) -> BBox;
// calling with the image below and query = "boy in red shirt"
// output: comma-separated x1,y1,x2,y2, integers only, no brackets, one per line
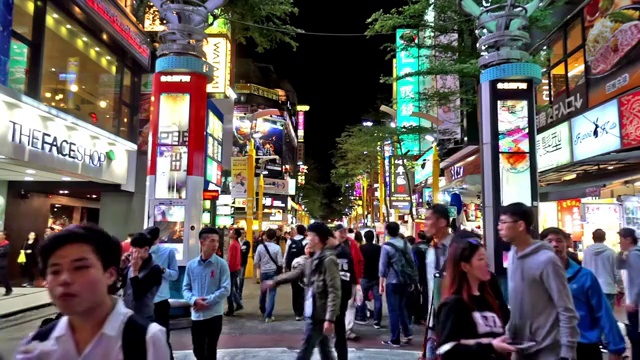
225,228,244,316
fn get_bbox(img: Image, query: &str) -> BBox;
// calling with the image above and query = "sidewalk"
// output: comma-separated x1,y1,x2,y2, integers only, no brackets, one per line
0,288,51,318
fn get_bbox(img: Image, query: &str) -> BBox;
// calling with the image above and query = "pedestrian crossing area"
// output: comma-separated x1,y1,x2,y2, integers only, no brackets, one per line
173,348,421,359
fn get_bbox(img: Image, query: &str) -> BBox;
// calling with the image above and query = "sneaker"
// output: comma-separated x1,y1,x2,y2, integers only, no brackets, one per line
265,317,275,323
295,316,304,321
402,336,413,345
346,331,359,341
373,323,382,329
354,319,368,325
235,305,244,312
223,311,235,316
381,340,400,348
3,291,11,296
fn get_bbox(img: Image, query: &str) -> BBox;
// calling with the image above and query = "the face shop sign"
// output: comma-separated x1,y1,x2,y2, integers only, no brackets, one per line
9,121,107,167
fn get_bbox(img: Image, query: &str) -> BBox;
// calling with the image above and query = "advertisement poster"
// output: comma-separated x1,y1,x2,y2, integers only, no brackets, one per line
0,0,12,86
557,199,584,241
232,117,284,177
497,100,530,153
153,204,185,260
230,157,248,198
435,33,461,139
8,40,28,93
158,93,190,146
414,147,434,185
536,122,572,172
389,156,411,211
583,203,621,249
584,0,640,107
571,99,621,161
155,146,188,199
618,88,640,148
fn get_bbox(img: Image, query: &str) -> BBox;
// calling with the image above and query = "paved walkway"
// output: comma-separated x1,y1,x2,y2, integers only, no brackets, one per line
0,287,50,318
174,348,420,359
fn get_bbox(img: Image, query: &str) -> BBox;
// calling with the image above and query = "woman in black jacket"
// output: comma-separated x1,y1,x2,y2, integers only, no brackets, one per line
434,230,515,360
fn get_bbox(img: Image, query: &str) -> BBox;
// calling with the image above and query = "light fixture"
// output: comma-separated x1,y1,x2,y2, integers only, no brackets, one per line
69,84,79,92
91,195,97,198
634,181,640,187
106,56,111,60
390,121,397,128
123,118,127,123
55,204,62,207
52,13,58,18
51,68,56,72
607,166,614,169
261,170,268,174
425,134,435,142
26,169,36,174
0,155,6,159
94,47,100,51
66,25,71,29
82,37,87,41
24,177,34,181
59,190,69,194
61,177,71,181
99,100,107,108
562,174,577,181
45,92,51,98
252,133,262,139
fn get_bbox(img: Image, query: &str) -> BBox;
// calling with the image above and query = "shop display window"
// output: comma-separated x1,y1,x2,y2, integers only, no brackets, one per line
566,18,583,54
8,38,30,94
567,50,585,92
550,34,564,66
40,5,133,139
12,0,33,39
551,63,567,99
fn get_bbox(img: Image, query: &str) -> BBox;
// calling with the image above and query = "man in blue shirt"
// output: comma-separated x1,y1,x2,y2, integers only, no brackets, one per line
144,226,179,358
542,227,625,360
183,227,231,360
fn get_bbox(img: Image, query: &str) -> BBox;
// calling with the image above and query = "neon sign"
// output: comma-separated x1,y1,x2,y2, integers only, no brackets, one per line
84,0,150,61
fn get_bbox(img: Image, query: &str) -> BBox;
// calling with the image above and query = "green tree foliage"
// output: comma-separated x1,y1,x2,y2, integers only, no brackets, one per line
299,160,327,220
133,0,300,51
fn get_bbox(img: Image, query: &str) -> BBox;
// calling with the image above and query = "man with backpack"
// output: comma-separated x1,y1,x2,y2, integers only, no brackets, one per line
412,231,431,324
379,222,417,347
16,224,170,359
285,224,308,320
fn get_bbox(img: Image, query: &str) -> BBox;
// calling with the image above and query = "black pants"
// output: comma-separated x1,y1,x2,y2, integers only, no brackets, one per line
191,315,223,360
576,342,602,360
291,282,305,317
154,300,174,359
0,268,11,294
297,320,334,360
335,306,348,360
21,264,35,284
627,310,640,360
226,270,243,313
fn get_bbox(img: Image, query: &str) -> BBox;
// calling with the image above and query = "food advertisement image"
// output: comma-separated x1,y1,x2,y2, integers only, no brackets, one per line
584,0,640,106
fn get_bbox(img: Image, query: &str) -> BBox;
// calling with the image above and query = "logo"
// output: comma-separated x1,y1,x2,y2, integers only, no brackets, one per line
497,82,528,90
573,118,618,146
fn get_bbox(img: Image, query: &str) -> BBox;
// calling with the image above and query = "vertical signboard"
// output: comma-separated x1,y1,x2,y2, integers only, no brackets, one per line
395,29,423,155
618,89,640,149
155,93,190,199
389,156,412,211
557,199,584,241
297,111,305,142
231,157,248,198
536,122,572,172
7,41,28,92
203,36,231,95
205,102,224,189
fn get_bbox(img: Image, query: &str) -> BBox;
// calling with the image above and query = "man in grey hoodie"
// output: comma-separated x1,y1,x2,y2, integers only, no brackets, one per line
583,229,618,309
499,202,579,360
619,227,640,359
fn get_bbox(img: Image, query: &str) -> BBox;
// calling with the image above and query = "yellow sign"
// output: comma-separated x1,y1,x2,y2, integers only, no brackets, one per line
234,83,279,101
231,157,248,198
204,37,231,94
297,105,310,112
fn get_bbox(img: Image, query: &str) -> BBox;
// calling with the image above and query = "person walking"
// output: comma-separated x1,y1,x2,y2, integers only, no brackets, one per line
499,203,579,360
121,233,163,322
619,227,640,359
285,224,308,320
335,224,363,340
254,229,283,322
263,222,341,360
0,231,11,296
412,231,431,324
356,230,382,328
583,229,618,310
239,228,250,299
225,228,244,316
183,227,231,360
328,228,355,360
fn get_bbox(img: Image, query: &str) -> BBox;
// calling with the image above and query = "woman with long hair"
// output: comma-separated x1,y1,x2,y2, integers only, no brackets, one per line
435,230,515,359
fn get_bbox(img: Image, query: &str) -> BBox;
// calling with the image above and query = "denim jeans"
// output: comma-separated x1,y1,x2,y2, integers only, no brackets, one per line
296,320,335,360
259,271,277,318
386,283,412,343
356,278,382,324
227,270,243,313
238,265,246,300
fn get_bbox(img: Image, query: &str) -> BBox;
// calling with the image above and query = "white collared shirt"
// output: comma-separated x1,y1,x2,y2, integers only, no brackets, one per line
15,298,170,360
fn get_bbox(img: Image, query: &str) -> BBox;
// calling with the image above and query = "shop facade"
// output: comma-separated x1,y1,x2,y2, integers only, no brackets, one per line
439,149,483,234
531,0,640,255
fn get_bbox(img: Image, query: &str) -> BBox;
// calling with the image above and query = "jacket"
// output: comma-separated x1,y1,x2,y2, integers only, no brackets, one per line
565,259,625,355
625,246,640,305
275,247,341,323
583,243,617,294
0,240,9,268
122,256,163,320
348,238,364,283
227,239,242,272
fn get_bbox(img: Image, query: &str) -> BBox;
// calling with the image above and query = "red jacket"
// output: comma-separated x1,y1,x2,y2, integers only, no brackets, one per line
228,239,242,272
349,238,364,283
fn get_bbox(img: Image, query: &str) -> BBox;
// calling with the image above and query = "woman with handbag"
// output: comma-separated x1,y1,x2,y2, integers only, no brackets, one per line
20,232,39,287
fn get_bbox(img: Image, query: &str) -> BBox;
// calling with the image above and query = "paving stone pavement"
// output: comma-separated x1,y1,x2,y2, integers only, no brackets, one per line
173,348,420,360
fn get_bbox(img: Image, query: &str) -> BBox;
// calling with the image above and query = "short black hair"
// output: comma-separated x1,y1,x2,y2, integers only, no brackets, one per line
130,233,153,249
418,231,428,241
39,224,121,275
233,228,243,238
386,222,400,237
199,227,219,240
592,229,606,242
406,235,416,245
500,202,534,230
307,222,332,243
364,230,375,243
266,229,277,240
539,227,569,241
429,204,450,226
348,228,355,234
296,224,306,236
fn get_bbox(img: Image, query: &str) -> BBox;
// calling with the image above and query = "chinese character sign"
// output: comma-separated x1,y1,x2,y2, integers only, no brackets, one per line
395,29,422,155
535,122,572,172
557,199,584,241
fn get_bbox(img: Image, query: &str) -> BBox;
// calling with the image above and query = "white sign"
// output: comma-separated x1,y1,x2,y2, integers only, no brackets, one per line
255,177,289,195
571,100,621,161
160,75,191,83
536,92,585,129
497,82,528,90
0,91,131,184
204,37,231,94
263,196,287,208
536,122,572,172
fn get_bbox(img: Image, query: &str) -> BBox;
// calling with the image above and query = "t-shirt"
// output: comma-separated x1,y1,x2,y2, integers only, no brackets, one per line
360,242,381,281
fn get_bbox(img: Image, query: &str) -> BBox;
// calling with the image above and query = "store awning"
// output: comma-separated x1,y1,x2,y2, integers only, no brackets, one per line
441,174,482,190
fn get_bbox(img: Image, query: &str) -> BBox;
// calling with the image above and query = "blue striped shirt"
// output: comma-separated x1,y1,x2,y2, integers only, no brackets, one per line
182,254,231,320
150,245,179,303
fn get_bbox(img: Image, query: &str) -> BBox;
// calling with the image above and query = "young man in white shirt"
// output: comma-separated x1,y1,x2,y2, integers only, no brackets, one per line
15,224,170,360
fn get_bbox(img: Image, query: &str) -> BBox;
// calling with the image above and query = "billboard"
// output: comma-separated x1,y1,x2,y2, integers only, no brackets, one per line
434,33,461,139
232,117,284,177
395,29,424,155
203,36,231,95
230,157,248,198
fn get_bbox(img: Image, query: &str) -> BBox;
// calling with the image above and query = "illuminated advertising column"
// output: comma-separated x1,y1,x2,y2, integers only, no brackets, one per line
146,73,209,265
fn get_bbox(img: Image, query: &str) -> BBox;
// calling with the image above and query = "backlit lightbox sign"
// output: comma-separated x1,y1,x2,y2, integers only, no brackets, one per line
571,100,621,161
414,147,434,185
536,122,572,172
204,36,231,94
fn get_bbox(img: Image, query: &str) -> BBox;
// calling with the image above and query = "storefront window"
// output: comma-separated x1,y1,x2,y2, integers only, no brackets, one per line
566,18,583,53
12,0,34,39
551,63,567,99
537,74,550,106
122,68,132,103
41,5,120,135
120,106,130,139
8,38,29,94
567,50,585,91
550,34,564,66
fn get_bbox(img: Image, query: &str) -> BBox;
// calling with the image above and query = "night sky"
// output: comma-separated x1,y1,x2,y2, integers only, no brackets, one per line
237,0,401,203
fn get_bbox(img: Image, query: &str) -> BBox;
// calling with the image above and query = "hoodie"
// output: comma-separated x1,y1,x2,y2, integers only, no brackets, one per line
565,259,625,355
582,243,617,294
507,241,579,360
625,245,640,305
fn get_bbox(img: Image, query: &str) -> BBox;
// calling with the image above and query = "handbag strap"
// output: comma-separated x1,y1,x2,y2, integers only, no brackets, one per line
262,243,279,267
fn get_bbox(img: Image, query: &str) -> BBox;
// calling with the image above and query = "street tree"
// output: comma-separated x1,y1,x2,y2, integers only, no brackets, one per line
134,0,300,51
366,0,561,129
298,160,328,220
332,123,435,221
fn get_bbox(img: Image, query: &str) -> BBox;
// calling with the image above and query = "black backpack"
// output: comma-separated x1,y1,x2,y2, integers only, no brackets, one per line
285,238,305,271
385,241,419,286
30,314,150,359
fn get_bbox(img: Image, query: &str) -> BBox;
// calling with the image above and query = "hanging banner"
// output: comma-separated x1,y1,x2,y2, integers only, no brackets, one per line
231,157,248,198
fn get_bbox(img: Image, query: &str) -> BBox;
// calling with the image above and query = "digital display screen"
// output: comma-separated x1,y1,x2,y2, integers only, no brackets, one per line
158,93,190,146
499,153,532,206
153,205,185,261
155,146,188,199
497,100,529,153
208,111,223,141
